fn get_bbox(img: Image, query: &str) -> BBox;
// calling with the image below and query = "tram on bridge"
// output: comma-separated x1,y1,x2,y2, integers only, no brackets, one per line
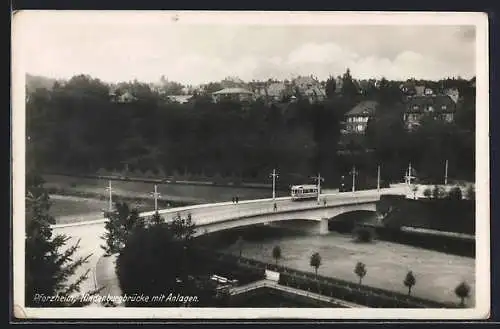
290,184,318,201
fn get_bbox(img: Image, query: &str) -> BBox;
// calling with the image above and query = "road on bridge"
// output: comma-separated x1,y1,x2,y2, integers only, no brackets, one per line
51,185,408,297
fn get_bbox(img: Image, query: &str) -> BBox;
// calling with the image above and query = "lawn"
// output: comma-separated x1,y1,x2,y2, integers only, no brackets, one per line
50,196,109,224
43,174,282,204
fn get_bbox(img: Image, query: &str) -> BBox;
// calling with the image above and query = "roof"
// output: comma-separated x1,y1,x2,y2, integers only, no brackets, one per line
345,100,379,117
168,95,193,104
212,87,254,95
291,184,317,189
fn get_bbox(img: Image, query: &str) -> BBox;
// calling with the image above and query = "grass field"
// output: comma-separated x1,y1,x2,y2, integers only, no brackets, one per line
43,174,286,204
50,195,109,224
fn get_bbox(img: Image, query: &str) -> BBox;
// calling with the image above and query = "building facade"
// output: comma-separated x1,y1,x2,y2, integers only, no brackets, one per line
343,100,379,134
403,95,456,130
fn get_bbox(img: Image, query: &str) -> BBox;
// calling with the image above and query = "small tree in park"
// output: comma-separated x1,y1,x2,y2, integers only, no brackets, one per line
454,281,471,307
354,262,367,284
404,270,416,295
150,211,164,226
310,252,322,277
272,245,282,266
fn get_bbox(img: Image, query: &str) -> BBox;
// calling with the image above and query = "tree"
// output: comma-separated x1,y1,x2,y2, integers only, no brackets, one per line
115,215,218,307
354,262,367,284
454,281,471,307
101,201,143,256
412,185,419,199
325,76,337,99
432,185,444,199
465,185,475,201
447,186,463,200
310,252,322,277
341,68,358,99
423,188,432,198
150,211,164,226
272,245,282,266
353,226,374,243
25,172,96,307
403,270,416,295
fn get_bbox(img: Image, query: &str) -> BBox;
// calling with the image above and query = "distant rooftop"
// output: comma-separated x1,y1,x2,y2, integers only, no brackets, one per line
345,100,379,117
213,87,254,95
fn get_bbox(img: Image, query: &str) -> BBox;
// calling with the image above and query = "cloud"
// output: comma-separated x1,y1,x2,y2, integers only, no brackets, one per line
17,13,476,84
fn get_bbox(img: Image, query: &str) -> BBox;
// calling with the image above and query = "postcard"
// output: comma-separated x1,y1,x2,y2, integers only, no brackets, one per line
12,10,490,320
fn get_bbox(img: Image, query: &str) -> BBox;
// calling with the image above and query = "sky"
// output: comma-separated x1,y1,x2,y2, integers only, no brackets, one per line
14,11,478,85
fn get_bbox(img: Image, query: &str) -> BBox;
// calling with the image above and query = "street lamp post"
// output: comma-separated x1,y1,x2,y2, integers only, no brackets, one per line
444,159,449,186
377,165,381,192
405,162,414,186
350,166,357,192
269,169,279,200
151,184,161,212
105,180,113,212
311,173,324,203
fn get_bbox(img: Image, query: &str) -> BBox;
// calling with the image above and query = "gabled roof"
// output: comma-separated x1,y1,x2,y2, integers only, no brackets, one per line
345,100,379,117
212,87,254,95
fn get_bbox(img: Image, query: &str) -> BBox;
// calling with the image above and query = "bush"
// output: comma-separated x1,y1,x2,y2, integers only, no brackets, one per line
447,186,463,200
352,226,374,243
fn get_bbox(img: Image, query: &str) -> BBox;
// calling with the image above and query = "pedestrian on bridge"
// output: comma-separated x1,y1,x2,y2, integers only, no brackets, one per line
232,196,235,204
273,202,278,212
235,196,239,204
323,198,327,207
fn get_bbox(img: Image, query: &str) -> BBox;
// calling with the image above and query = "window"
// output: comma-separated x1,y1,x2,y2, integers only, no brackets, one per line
413,105,419,110
441,105,447,110
357,124,364,132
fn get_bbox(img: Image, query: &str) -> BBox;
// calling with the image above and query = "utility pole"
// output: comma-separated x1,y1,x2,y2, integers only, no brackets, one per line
151,184,161,212
105,180,113,212
311,173,325,203
405,162,414,186
269,169,279,200
444,159,449,185
377,165,381,192
350,166,357,192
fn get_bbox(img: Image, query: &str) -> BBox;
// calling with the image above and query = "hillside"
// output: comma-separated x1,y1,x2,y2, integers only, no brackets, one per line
26,74,57,93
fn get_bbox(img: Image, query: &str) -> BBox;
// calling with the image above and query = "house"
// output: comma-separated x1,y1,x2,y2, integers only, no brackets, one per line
266,82,287,102
292,75,326,103
212,87,255,103
168,95,194,104
415,85,425,96
343,100,379,134
445,87,460,104
403,95,456,130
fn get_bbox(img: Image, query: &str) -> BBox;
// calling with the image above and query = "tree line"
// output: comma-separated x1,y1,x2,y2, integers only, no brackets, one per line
26,74,475,188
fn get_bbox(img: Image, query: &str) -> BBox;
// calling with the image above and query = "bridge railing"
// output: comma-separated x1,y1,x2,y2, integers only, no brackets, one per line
52,189,387,229
146,194,380,227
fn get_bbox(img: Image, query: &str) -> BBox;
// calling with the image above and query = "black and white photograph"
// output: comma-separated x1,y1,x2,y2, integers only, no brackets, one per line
12,11,490,319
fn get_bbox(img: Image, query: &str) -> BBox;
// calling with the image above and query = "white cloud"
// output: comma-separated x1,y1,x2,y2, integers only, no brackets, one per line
16,12,476,84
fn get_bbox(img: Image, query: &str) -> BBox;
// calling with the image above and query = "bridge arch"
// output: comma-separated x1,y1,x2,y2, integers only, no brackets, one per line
193,201,380,236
